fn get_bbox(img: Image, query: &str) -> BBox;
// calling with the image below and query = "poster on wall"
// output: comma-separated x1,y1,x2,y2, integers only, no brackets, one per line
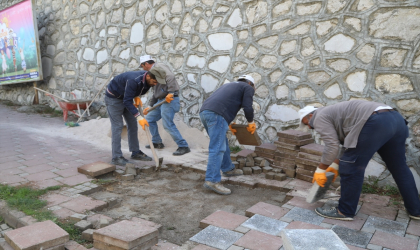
0,0,43,85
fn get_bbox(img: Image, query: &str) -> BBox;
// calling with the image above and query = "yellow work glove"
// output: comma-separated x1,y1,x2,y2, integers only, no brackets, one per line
136,115,149,130
229,123,237,135
312,168,327,187
143,107,150,116
133,97,142,108
326,162,339,182
165,93,174,103
247,122,256,134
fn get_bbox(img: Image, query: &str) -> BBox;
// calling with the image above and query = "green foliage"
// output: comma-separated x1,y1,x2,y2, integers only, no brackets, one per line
0,216,3,223
56,221,87,244
92,179,116,185
362,176,401,196
229,146,242,154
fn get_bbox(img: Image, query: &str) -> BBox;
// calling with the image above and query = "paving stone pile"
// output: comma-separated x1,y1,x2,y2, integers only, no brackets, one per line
295,143,325,183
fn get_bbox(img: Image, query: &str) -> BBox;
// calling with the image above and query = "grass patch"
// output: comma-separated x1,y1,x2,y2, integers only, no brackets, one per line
56,221,87,244
0,100,14,106
362,176,400,196
229,146,242,154
0,216,3,224
92,179,116,185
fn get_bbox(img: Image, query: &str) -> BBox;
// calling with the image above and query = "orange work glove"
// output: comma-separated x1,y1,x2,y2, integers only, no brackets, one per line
247,122,256,134
136,115,149,130
133,97,142,108
229,123,237,135
312,168,327,187
143,107,150,116
326,162,339,182
165,93,174,103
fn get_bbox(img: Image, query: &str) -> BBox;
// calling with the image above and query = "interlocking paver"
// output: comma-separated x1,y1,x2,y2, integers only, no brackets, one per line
323,214,368,231
286,196,324,211
25,171,59,182
58,175,91,186
362,216,408,237
235,230,282,250
241,214,288,236
360,194,390,207
407,219,420,237
190,225,243,250
332,225,373,248
359,203,398,221
200,210,248,230
0,174,26,185
52,208,75,219
4,220,69,250
245,202,290,219
283,207,324,225
60,196,107,213
281,229,348,250
370,231,418,250
151,240,181,250
285,221,324,230
55,168,80,178
23,165,55,174
191,245,218,250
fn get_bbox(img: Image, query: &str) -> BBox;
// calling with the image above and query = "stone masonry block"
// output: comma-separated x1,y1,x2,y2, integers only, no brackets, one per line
277,137,315,146
295,158,318,167
274,141,300,151
16,216,37,228
78,161,116,177
120,174,135,181
266,172,274,180
281,229,349,250
93,220,159,250
277,130,312,140
297,152,322,161
245,162,253,167
69,213,87,223
242,167,252,175
254,157,264,164
94,237,158,250
296,173,312,183
296,164,317,171
274,173,287,181
230,154,238,161
5,220,69,250
245,202,289,219
74,220,93,231
60,196,108,213
296,168,315,176
236,149,254,158
251,166,261,174
246,156,254,166
299,144,324,156
284,169,296,178
81,229,94,242
200,210,248,230
262,166,273,173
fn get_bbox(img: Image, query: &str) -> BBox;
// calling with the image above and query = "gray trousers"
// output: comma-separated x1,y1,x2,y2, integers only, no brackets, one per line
105,95,139,159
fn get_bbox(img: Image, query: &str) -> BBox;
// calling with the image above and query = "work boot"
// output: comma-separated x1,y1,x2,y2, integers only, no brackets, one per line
131,150,152,161
223,169,243,177
409,214,420,220
111,156,131,166
203,181,231,195
315,207,353,221
173,147,191,156
145,143,165,149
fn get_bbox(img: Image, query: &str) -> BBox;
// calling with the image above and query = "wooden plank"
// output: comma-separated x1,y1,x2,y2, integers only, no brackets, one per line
231,124,262,146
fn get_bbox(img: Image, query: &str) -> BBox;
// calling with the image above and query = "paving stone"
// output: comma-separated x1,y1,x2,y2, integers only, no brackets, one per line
306,172,335,203
251,166,261,174
280,217,294,223
226,245,243,250
74,220,93,231
17,216,37,227
286,196,324,211
64,240,88,250
120,174,135,180
52,208,75,219
362,216,407,237
0,225,8,231
262,166,273,173
191,244,218,250
265,172,274,180
233,226,250,234
283,207,324,225
360,194,390,207
189,225,243,250
359,203,398,221
78,161,116,177
322,214,367,231
346,244,365,250
407,219,420,237
151,240,181,249
235,230,282,250
0,240,14,250
94,236,157,250
331,225,373,248
81,229,94,241
274,173,287,181
319,223,333,229
242,167,252,175
87,214,114,229
4,220,69,250
245,202,289,220
281,229,348,250
299,144,324,156
277,130,312,140
241,214,288,236
130,217,162,234
370,230,418,250
93,219,159,249
406,234,419,241
285,221,324,230
69,213,87,222
200,210,248,230
236,149,254,158
60,195,107,213
367,244,382,250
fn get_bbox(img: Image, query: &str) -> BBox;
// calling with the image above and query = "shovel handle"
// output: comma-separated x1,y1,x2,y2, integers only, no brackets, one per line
146,100,167,113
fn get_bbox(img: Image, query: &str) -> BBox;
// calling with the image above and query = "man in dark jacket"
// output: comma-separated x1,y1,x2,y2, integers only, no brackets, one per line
104,70,158,166
199,75,256,195
299,100,420,221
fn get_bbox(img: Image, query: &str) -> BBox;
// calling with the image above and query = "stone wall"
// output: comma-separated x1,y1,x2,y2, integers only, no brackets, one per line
1,0,420,176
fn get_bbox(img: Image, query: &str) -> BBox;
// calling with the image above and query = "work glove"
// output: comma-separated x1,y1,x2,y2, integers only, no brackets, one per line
326,162,339,182
312,168,327,187
165,93,174,103
133,97,142,108
136,115,149,130
247,122,256,134
229,123,237,135
143,107,150,116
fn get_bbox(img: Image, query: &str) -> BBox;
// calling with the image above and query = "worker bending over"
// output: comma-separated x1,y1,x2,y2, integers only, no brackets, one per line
299,100,420,220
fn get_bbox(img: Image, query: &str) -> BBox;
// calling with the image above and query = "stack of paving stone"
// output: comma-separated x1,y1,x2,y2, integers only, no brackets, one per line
295,143,324,182
231,148,276,176
273,130,314,178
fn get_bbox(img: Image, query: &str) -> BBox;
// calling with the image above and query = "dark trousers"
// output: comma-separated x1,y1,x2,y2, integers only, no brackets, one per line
338,110,420,217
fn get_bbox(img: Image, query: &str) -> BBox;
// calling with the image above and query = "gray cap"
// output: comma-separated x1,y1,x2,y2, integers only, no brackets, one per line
149,65,167,84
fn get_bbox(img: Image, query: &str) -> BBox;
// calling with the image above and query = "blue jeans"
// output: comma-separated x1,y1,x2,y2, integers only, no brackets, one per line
200,110,234,183
338,111,420,217
105,96,139,159
145,97,188,148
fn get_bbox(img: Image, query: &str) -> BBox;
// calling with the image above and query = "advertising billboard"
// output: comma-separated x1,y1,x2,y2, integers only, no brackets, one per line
0,0,42,85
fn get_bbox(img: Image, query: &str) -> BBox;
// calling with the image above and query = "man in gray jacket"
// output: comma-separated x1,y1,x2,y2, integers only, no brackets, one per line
299,100,420,221
139,55,190,156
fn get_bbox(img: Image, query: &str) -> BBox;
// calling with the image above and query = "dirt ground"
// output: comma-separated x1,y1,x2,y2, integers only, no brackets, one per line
91,171,289,245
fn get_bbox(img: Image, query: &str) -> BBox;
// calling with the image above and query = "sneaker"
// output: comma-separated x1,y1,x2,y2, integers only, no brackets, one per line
111,156,130,166
173,147,191,156
131,151,152,161
409,214,420,220
315,207,353,221
145,143,165,149
223,169,243,177
203,181,231,195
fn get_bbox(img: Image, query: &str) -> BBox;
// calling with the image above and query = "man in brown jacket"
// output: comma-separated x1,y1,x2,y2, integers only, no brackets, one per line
139,55,190,156
299,100,420,221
